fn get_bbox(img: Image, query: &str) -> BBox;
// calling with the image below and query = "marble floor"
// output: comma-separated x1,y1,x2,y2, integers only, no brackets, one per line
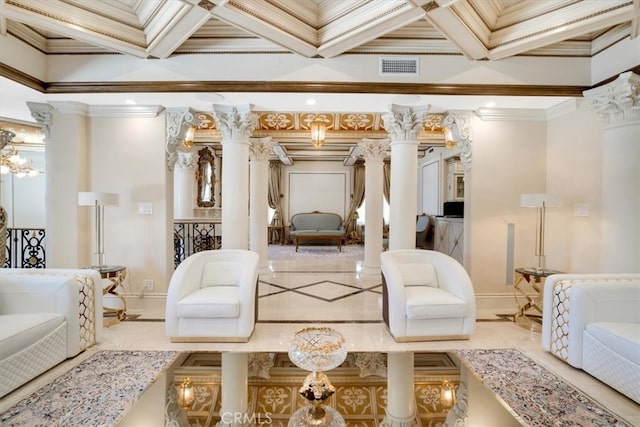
1,254,638,424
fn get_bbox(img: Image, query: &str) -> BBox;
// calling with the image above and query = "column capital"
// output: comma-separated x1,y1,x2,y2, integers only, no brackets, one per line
213,104,257,141
583,71,640,127
27,102,54,140
382,104,431,141
249,137,275,161
359,138,390,162
175,151,197,170
165,107,199,171
442,111,473,171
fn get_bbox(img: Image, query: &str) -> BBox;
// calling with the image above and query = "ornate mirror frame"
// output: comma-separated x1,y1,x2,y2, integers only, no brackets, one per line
196,147,216,208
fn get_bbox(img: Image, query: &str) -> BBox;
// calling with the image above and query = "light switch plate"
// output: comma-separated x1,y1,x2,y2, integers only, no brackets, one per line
574,204,589,217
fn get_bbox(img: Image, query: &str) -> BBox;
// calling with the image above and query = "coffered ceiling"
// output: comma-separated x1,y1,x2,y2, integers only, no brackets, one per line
1,0,638,163
1,0,636,59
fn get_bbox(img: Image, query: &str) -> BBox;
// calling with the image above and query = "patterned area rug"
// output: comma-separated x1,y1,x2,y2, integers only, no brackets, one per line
268,244,364,260
454,348,632,427
0,350,180,427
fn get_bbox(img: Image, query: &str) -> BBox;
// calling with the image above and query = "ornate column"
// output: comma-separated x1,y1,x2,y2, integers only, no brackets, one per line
218,352,250,427
166,108,199,221
383,104,430,250
359,138,390,274
249,137,274,269
213,105,257,250
382,352,415,427
442,111,473,269
583,71,640,272
174,151,197,219
29,101,90,268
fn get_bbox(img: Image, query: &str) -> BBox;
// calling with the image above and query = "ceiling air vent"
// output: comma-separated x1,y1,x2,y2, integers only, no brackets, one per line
379,57,419,76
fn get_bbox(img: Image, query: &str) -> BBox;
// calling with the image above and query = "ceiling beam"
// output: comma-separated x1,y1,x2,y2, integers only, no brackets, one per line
1,0,148,57
488,1,634,60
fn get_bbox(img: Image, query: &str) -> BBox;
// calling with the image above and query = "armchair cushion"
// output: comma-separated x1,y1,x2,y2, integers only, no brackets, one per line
401,263,438,287
405,287,467,319
0,313,64,360
585,322,640,365
201,261,239,287
177,287,240,318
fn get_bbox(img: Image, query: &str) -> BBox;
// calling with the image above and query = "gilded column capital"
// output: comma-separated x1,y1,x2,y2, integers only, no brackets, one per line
165,107,198,171
583,71,640,127
442,111,473,171
382,104,431,142
213,104,257,141
249,137,275,162
359,138,390,162
27,102,54,140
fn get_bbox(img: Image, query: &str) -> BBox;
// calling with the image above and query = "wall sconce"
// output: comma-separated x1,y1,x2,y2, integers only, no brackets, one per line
183,126,196,149
521,193,562,272
177,377,196,411
310,118,326,148
78,192,119,268
443,127,457,149
440,380,456,409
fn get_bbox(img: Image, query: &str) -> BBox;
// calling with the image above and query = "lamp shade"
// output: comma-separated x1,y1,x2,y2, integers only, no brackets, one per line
520,193,562,208
78,192,119,207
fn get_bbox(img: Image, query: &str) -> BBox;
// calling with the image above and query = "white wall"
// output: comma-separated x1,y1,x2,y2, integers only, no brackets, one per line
468,116,548,294
88,114,171,296
283,161,353,223
546,100,604,273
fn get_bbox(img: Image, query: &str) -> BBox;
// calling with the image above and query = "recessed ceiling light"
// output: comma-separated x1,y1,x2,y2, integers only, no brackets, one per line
485,102,496,107
306,98,317,106
125,99,136,105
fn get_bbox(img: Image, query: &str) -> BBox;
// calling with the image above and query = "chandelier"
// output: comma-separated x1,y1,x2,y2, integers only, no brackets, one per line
0,129,39,177
310,118,327,148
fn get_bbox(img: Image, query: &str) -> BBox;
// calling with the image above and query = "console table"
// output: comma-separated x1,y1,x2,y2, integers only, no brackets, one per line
513,267,562,331
94,265,128,322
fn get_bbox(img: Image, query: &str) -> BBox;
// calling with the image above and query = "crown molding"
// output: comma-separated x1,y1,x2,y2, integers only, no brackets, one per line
475,108,547,121
546,98,580,120
88,105,166,118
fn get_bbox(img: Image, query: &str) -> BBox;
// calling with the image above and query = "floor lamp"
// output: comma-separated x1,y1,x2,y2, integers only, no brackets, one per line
521,193,561,272
78,192,119,268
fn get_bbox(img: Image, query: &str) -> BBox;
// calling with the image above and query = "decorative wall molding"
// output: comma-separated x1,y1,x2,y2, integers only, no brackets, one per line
166,108,199,171
26,102,54,140
583,71,640,126
546,98,581,120
87,105,165,118
475,108,547,121
442,111,473,171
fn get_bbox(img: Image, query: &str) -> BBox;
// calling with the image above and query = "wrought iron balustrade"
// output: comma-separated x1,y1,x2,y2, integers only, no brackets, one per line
4,228,46,268
174,221,221,268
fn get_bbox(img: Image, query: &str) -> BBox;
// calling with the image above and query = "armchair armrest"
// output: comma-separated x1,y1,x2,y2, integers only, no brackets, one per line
543,274,640,367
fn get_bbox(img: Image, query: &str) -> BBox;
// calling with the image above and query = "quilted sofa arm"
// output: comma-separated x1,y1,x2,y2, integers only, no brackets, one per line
542,273,640,368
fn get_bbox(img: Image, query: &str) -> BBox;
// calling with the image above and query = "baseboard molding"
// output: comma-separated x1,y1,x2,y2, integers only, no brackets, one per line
125,294,167,314
475,293,518,312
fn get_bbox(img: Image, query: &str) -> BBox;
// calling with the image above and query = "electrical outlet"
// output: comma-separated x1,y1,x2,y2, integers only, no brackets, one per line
143,280,154,291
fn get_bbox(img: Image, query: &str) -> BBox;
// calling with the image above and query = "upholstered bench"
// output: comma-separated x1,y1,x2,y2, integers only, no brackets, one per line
289,211,345,252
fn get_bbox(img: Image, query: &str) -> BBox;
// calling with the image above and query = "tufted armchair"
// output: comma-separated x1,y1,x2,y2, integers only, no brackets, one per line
380,249,476,342
165,249,260,342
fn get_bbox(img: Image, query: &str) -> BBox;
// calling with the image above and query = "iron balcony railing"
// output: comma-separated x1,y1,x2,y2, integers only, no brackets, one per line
173,220,221,268
4,228,46,268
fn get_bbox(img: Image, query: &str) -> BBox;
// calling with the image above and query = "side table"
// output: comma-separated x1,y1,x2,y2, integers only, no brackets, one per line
513,267,562,331
93,265,128,322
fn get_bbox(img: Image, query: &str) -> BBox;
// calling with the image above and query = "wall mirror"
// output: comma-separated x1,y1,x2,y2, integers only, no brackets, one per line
196,147,216,208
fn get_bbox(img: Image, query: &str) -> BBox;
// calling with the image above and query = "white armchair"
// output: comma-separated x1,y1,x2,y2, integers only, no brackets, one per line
165,249,260,342
380,249,476,342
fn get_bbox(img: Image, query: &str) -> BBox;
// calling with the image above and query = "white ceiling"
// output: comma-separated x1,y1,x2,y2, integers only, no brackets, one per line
1,0,638,161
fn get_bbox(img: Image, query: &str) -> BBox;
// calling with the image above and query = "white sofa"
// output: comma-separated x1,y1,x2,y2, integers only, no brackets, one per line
166,249,260,342
380,249,476,342
0,268,103,398
542,273,640,404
